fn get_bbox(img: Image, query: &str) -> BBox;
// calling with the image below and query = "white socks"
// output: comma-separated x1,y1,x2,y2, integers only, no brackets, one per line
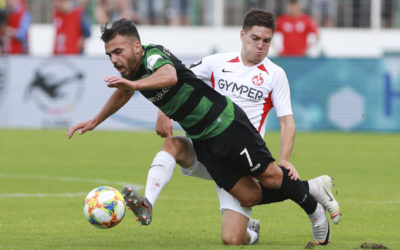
247,228,258,245
145,151,176,207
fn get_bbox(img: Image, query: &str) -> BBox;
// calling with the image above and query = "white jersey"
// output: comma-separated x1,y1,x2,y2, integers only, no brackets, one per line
190,52,292,137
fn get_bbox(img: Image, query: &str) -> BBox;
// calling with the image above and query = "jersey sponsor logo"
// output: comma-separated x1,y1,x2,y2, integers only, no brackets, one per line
222,68,234,73
146,55,162,71
252,74,264,86
148,88,170,103
217,79,264,101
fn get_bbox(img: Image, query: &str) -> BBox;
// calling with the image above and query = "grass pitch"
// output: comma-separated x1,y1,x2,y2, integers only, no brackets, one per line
0,129,399,249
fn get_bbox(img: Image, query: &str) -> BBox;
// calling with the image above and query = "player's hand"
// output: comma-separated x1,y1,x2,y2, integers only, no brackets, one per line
104,76,135,92
155,110,173,138
67,120,97,139
278,160,299,180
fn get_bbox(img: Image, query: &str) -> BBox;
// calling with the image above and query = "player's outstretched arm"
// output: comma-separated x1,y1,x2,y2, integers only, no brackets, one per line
155,110,173,138
67,89,134,139
67,120,97,138
278,115,299,180
105,64,177,91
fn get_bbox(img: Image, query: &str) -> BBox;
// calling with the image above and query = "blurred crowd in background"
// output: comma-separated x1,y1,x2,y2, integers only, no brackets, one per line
18,0,400,27
0,0,399,55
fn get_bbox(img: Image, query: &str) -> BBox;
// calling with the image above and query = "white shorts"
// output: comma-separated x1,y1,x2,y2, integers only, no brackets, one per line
180,160,252,218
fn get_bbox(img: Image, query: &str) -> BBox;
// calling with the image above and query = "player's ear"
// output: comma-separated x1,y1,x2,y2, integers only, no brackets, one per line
240,29,245,41
134,39,140,47
133,40,141,52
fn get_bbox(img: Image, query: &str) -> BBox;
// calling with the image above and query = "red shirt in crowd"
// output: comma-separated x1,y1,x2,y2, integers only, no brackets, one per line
4,4,30,54
53,6,86,55
275,14,318,57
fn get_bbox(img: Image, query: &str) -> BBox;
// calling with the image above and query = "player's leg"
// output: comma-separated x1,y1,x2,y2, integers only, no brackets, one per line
217,186,259,245
181,158,259,245
255,164,330,245
145,135,195,206
123,135,195,225
206,111,330,244
215,112,325,228
227,169,330,245
254,163,322,216
221,210,250,245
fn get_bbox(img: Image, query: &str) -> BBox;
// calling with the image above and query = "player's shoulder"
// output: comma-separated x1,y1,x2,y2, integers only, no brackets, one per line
204,52,239,62
143,43,162,51
199,52,240,68
263,57,286,76
143,44,173,56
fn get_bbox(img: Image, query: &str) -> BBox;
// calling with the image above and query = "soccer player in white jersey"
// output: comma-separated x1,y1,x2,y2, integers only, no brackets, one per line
122,9,340,245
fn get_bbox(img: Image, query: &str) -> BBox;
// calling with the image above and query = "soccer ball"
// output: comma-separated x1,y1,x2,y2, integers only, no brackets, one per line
83,186,126,229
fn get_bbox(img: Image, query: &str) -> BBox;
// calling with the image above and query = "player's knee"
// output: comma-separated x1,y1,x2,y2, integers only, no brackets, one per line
231,179,262,207
257,163,283,189
161,136,183,157
238,188,262,207
239,194,260,207
260,177,280,189
161,136,194,166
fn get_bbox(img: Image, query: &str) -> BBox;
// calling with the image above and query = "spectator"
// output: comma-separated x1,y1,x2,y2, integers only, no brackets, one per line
166,0,189,26
311,0,337,27
53,0,91,55
0,0,6,52
95,0,141,25
142,0,155,25
381,0,396,28
77,0,95,24
2,0,30,54
275,0,319,57
95,0,112,25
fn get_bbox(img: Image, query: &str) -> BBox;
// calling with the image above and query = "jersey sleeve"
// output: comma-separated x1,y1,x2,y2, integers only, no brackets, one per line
275,16,283,33
271,67,293,117
144,46,174,73
306,16,319,34
188,54,217,81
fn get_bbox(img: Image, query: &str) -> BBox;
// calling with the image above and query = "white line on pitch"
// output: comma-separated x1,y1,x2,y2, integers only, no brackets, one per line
0,172,143,189
0,192,87,198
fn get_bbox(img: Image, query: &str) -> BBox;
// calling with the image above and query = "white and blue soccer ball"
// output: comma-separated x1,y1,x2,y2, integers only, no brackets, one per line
83,186,126,229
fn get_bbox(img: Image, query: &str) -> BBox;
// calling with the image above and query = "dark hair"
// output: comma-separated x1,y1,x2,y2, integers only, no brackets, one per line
242,9,275,32
101,18,141,43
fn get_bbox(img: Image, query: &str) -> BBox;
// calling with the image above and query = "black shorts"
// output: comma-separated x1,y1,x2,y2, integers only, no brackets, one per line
192,103,275,191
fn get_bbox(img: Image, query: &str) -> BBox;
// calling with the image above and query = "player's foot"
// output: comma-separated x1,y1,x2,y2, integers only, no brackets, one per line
121,186,152,225
247,218,260,244
309,175,341,224
308,203,330,245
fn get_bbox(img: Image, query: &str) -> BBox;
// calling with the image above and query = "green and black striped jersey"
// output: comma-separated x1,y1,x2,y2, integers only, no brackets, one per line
132,44,234,140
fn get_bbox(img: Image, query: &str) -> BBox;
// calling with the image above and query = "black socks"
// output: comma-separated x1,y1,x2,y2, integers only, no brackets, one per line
259,167,317,214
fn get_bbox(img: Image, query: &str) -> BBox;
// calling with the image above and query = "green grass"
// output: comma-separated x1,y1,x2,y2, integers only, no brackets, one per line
0,129,399,249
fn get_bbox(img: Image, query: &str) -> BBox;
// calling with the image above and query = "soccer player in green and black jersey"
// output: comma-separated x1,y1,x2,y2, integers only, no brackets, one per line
67,19,330,245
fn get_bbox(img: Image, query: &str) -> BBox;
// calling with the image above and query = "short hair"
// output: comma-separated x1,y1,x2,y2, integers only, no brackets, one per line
242,9,275,32
101,18,141,43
